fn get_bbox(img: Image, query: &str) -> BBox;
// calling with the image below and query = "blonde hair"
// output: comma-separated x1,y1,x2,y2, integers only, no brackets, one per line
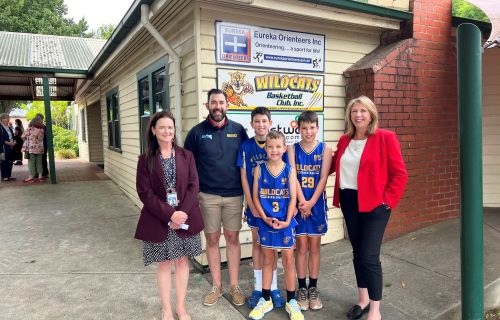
345,96,379,138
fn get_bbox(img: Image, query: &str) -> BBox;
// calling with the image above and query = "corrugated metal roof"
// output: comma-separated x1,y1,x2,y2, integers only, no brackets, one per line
0,31,106,71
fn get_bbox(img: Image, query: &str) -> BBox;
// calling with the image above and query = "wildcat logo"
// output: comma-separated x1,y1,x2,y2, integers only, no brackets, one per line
222,71,254,107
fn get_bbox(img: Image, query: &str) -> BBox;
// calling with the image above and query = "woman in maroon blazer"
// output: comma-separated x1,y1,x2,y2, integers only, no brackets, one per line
136,111,204,320
331,96,407,320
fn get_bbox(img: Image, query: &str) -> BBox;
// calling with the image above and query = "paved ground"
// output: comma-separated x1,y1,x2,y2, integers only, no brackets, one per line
0,179,498,320
0,159,108,187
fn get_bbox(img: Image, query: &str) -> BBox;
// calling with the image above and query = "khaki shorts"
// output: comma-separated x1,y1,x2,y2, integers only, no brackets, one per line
198,192,243,233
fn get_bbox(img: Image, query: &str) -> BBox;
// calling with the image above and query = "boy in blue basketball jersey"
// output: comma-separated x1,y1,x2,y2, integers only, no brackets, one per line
236,107,285,308
287,111,332,311
249,131,304,320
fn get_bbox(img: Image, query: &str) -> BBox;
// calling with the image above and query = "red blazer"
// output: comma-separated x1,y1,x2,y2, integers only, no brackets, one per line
331,129,408,212
135,145,204,242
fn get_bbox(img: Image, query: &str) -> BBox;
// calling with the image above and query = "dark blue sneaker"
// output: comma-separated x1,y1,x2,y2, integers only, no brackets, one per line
271,289,285,308
247,290,263,308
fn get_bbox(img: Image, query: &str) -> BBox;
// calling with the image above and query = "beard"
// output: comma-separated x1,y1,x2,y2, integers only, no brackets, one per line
209,108,226,122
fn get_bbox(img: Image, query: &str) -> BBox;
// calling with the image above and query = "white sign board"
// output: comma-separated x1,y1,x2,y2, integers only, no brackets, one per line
218,68,324,112
229,112,324,145
216,21,325,72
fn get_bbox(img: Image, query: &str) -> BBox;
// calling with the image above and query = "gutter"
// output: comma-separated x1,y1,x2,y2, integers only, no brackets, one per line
140,4,183,144
0,66,87,75
300,0,413,21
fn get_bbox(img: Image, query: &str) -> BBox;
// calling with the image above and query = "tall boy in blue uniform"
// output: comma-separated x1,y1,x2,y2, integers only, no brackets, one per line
236,107,285,308
249,131,304,320
287,111,332,311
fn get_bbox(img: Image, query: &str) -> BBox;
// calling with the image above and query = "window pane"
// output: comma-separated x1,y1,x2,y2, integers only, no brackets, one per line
108,124,113,147
114,120,120,149
153,69,166,94
154,92,164,111
139,77,150,115
107,97,112,121
153,69,167,111
112,93,119,121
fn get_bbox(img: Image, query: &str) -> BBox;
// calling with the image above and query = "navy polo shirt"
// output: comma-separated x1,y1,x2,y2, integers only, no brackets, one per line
184,118,248,197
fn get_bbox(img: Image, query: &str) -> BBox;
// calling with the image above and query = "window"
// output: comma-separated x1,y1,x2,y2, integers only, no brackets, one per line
106,87,121,151
137,56,169,153
81,109,87,142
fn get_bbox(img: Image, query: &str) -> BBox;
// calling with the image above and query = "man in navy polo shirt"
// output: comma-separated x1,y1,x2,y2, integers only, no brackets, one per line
184,88,248,307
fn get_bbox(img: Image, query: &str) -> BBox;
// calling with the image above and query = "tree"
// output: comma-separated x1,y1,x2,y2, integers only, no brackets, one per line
0,0,90,37
452,0,489,22
91,23,116,40
21,101,71,129
0,101,23,115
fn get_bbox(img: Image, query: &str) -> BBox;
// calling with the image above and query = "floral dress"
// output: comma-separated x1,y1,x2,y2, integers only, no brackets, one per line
142,153,202,266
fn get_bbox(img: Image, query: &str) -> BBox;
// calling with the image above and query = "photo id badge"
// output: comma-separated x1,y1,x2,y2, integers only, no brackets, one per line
167,192,178,207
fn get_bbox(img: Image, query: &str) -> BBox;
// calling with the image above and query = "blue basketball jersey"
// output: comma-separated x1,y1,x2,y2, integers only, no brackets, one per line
236,137,267,228
294,142,328,236
257,162,297,249
258,162,292,220
236,137,267,196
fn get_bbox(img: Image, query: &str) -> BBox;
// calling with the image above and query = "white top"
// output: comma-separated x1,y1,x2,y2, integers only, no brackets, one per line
339,138,367,190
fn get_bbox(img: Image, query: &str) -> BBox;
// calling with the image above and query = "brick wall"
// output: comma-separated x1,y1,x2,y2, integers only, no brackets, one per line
344,0,459,238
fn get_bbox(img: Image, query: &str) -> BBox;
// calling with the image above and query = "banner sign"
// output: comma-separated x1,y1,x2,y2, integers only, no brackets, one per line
216,21,325,72
229,112,324,146
218,68,324,112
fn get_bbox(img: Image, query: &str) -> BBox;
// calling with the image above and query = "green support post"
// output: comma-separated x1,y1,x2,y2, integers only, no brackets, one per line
457,23,483,319
43,76,57,184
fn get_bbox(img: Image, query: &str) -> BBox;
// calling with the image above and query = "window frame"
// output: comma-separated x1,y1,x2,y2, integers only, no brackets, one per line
106,87,121,152
137,56,169,153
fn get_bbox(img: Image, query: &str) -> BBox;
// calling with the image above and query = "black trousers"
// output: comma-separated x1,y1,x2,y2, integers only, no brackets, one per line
1,151,14,179
340,189,390,301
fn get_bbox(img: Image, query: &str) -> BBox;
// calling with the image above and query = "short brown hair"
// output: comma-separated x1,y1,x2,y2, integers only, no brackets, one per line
266,130,286,145
345,96,378,138
298,110,318,127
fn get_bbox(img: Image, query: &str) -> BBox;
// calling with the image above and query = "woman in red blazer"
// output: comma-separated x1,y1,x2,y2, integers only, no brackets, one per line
331,96,407,320
136,111,204,320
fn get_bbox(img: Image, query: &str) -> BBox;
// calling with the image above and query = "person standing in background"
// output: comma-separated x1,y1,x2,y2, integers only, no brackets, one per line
0,113,17,182
35,113,49,178
13,119,24,165
21,117,45,183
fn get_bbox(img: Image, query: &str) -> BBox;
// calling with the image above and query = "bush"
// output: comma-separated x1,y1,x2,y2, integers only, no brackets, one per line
56,149,77,159
52,126,78,156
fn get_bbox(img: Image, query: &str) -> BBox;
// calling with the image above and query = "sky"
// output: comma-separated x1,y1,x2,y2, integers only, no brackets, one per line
65,0,134,31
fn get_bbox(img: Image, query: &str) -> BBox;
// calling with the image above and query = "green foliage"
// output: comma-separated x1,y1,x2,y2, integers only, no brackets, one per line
91,23,116,40
56,149,77,159
52,126,78,156
0,101,24,114
21,101,71,129
452,0,489,22
0,0,90,37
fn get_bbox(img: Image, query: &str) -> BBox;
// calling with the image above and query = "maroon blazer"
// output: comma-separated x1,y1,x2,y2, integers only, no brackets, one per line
135,145,204,242
331,128,408,212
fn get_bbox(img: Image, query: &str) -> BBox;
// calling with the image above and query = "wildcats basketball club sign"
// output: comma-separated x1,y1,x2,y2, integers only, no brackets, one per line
216,21,325,72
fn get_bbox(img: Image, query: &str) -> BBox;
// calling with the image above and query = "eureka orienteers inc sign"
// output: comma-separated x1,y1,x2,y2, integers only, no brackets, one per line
216,21,325,72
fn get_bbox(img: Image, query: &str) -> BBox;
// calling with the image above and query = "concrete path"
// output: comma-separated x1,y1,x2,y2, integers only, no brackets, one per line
2,159,108,187
0,180,498,320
